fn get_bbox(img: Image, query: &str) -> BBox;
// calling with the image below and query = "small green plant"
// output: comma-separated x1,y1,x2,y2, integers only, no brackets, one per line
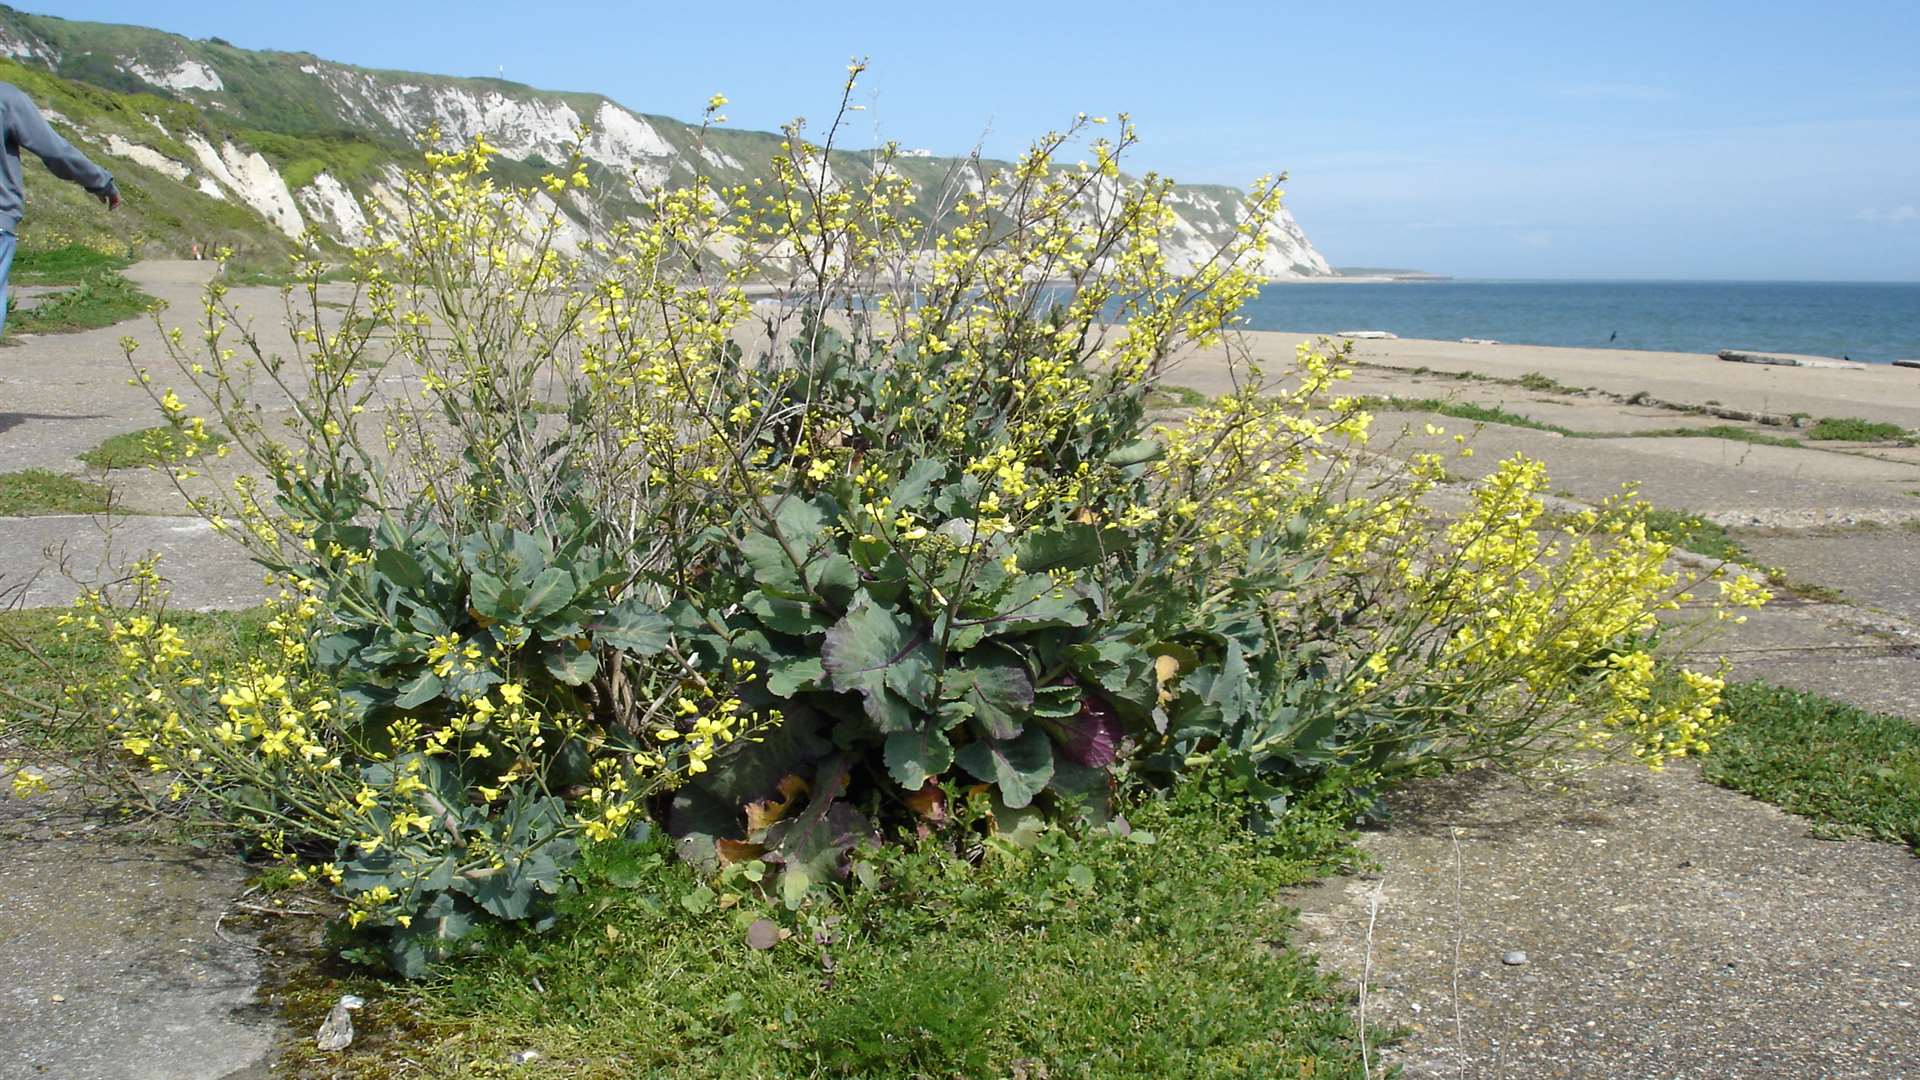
1641,509,1748,563
1703,683,1920,850
1762,568,1845,604
0,468,111,516
1805,416,1912,442
78,426,229,470
1144,383,1210,408
1517,371,1575,394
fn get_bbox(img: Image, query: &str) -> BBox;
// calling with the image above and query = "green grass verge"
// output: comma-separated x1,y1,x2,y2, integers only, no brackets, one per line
0,606,270,752
12,244,130,285
0,469,111,516
279,780,1379,1078
1805,416,1912,442
78,426,228,470
8,268,156,335
1704,682,1920,850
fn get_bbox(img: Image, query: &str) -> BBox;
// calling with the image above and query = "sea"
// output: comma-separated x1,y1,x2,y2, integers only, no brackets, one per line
1237,280,1920,364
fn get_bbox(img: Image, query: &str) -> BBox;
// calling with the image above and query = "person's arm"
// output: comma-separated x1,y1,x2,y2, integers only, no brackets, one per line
10,94,118,206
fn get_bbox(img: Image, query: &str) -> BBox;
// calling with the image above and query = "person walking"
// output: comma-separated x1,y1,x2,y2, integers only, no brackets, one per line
0,81,119,336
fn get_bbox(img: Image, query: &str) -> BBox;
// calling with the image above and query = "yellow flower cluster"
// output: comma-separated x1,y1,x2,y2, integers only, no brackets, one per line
1155,343,1766,771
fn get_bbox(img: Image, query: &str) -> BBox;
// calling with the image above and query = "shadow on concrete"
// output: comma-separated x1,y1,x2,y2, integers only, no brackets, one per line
0,410,109,435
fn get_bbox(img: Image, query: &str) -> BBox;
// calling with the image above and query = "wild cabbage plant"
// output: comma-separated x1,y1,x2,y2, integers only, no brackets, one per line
75,72,1760,970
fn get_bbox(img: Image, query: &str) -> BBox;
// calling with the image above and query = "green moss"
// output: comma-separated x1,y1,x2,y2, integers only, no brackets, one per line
0,469,112,516
1145,383,1211,409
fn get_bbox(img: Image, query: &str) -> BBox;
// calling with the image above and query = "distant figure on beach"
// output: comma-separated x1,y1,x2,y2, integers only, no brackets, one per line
0,81,119,336
1608,330,1618,342
190,241,202,261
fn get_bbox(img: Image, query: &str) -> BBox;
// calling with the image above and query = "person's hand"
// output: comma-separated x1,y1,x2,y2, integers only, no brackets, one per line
98,187,120,210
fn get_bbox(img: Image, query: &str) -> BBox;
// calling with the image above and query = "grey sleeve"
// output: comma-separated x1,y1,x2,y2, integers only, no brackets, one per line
8,94,115,194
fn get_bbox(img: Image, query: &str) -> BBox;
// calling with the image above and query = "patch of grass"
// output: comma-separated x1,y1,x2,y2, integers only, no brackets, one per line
8,268,156,335
1353,395,1571,434
1805,416,1912,442
1703,682,1920,850
0,469,111,516
284,779,1379,1078
1627,425,1803,448
1642,508,1750,563
12,244,129,285
1145,383,1211,409
78,426,228,470
1638,508,1841,598
0,606,270,752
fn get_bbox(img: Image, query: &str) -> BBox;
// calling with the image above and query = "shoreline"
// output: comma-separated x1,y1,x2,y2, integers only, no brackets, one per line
1173,329,1920,428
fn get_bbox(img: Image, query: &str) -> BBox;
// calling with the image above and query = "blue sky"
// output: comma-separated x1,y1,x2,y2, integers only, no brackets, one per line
45,1,1920,280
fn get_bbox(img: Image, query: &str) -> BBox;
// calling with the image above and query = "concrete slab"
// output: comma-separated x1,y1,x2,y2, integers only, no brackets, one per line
0,794,273,1079
1290,762,1920,1079
0,514,272,610
1737,525,1920,626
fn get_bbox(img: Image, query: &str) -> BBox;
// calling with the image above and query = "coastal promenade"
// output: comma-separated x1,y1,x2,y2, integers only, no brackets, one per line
3,272,1917,1076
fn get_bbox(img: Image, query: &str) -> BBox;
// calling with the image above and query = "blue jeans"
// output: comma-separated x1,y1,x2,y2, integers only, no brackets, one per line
0,231,14,338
